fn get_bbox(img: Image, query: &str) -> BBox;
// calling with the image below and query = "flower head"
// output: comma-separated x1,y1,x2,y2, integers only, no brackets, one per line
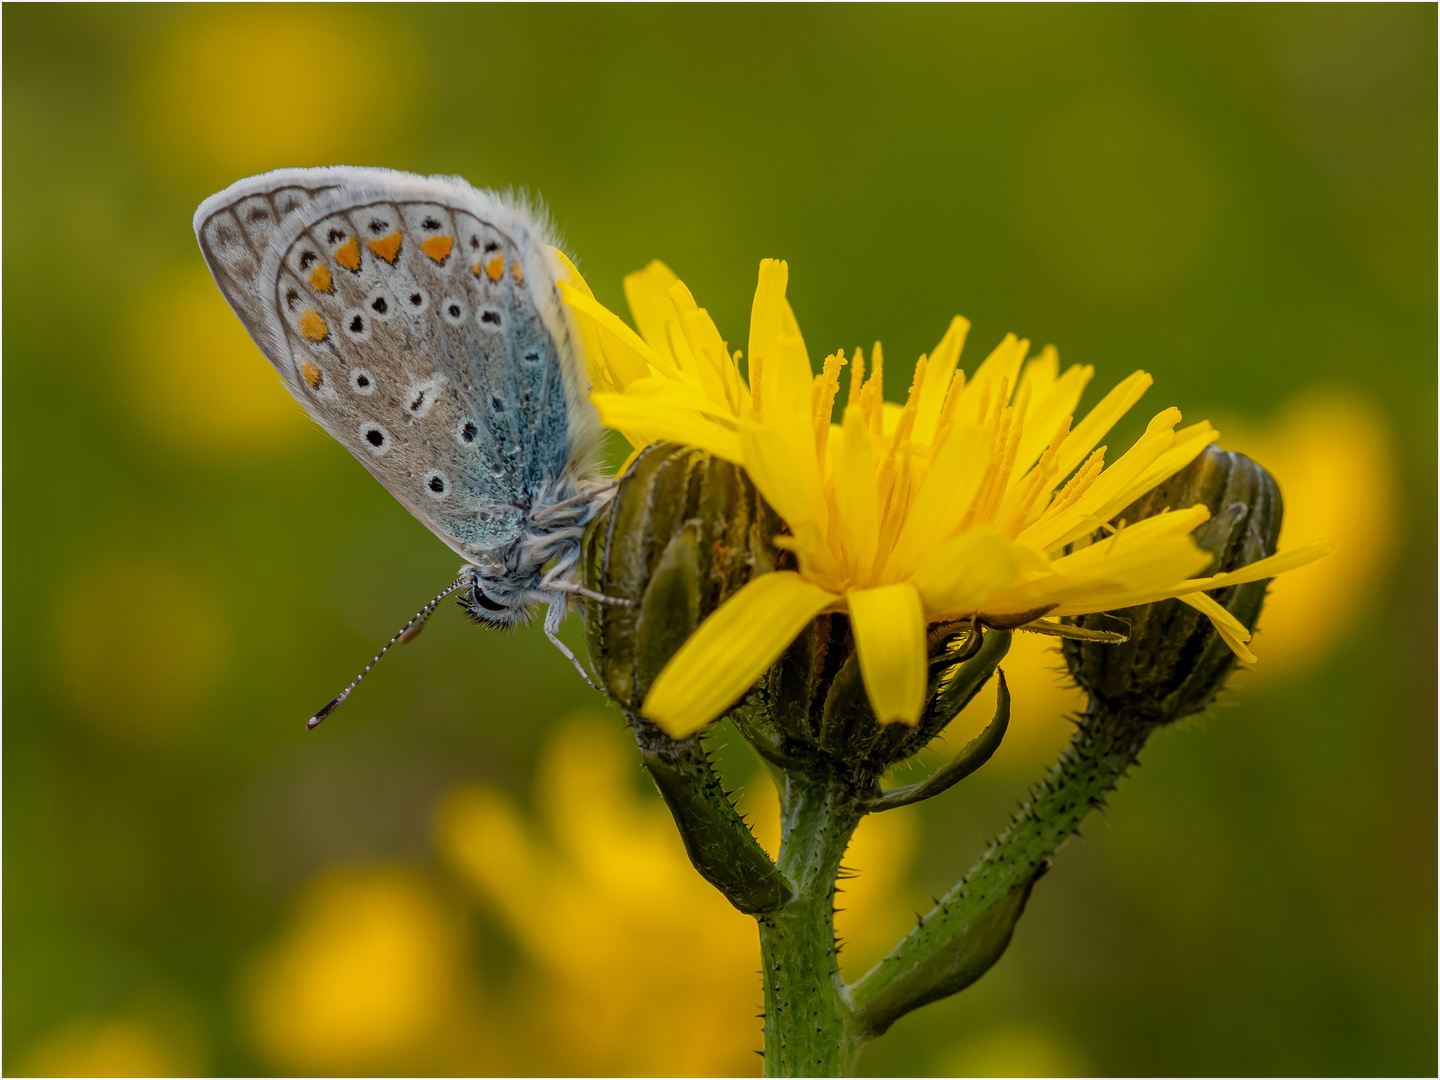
561,257,1332,738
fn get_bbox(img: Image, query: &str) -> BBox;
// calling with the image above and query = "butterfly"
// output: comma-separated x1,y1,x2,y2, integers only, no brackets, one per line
194,167,622,727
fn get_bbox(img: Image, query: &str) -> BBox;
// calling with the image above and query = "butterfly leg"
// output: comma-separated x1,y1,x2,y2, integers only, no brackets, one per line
544,594,601,691
542,578,635,607
538,548,635,607
531,477,623,524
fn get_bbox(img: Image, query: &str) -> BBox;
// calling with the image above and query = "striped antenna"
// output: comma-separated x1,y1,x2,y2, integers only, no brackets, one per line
306,574,470,730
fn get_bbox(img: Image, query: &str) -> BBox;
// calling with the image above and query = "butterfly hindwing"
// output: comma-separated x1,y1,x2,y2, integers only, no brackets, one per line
195,173,342,350
194,167,600,563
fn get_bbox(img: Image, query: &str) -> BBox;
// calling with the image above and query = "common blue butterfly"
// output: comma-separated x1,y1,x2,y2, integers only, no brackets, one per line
194,167,619,727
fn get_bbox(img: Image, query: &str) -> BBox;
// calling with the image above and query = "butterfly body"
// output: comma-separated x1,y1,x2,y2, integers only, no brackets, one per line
194,167,610,667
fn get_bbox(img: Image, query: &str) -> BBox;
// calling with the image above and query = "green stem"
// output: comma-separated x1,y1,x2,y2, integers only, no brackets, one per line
759,770,865,1077
851,702,1154,1024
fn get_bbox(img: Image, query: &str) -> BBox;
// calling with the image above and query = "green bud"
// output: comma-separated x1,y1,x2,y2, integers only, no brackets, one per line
741,616,1009,781
1061,443,1283,724
583,442,788,711
850,865,1043,1038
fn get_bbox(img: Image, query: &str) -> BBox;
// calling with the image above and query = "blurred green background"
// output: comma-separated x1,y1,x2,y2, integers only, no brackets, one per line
5,3,1434,1076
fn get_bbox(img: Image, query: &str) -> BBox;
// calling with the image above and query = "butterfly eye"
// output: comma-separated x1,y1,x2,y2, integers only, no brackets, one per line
455,417,479,446
365,291,391,317
480,309,501,325
423,469,450,501
359,423,391,455
473,590,506,613
423,217,441,230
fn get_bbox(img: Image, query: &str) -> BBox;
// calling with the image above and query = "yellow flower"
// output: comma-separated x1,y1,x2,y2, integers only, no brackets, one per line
560,257,1333,737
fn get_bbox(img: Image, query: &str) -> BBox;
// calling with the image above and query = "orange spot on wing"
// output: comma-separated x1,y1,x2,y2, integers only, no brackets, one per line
510,261,524,284
309,265,333,293
471,262,482,276
367,231,402,264
298,309,329,343
334,237,361,272
420,235,454,264
485,255,505,282
300,361,324,389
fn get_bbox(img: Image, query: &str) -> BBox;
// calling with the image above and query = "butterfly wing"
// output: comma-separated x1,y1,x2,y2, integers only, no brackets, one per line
194,167,601,564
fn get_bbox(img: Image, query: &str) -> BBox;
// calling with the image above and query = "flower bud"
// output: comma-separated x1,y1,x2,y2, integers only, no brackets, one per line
1061,443,1283,723
582,442,789,712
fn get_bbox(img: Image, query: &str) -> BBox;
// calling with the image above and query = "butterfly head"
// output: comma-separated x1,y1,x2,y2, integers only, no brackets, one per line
460,575,538,630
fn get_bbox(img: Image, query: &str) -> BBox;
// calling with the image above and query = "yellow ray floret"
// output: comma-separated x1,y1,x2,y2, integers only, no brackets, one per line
562,256,1334,738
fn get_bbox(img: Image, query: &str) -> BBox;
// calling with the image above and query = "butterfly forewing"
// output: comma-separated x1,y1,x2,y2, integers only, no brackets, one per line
194,168,600,565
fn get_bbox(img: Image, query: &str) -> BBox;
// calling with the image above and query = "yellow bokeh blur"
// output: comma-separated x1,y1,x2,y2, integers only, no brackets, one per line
1221,389,1399,679
19,1014,201,1078
953,633,1084,780
435,713,920,1077
126,265,315,458
48,558,230,742
132,7,417,181
938,1023,1090,1078
242,864,479,1075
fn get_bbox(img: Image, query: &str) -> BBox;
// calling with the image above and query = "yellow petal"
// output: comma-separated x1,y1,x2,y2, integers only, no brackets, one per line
981,533,1213,618
1109,421,1219,512
642,573,838,737
1049,505,1212,572
846,582,928,726
1177,591,1258,663
739,413,833,565
1050,370,1153,481
552,251,617,392
1045,535,1216,614
1040,538,1334,620
1065,540,1334,615
1013,345,1059,425
910,526,1023,615
1173,540,1336,594
561,280,673,383
956,333,1027,425
749,259,812,419
590,394,742,462
913,316,970,444
681,304,747,414
1011,362,1093,481
552,248,594,297
614,375,742,426
832,406,880,574
1021,407,1183,553
884,422,991,580
623,261,681,363
665,281,732,409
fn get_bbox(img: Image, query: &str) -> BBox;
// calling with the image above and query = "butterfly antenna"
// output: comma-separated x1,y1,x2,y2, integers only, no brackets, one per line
306,574,470,730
